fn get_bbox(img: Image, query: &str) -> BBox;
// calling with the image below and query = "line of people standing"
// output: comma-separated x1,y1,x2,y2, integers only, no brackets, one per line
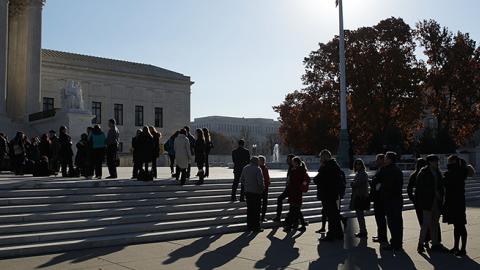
0,119,120,179
163,126,213,185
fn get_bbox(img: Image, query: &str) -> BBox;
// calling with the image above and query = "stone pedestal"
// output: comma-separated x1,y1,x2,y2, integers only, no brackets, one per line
30,109,94,151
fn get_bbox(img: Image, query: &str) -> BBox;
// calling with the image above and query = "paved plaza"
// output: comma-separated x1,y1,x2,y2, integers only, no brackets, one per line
0,167,478,270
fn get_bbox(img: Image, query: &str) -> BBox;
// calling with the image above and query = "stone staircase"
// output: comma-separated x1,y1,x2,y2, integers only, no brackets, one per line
0,174,479,258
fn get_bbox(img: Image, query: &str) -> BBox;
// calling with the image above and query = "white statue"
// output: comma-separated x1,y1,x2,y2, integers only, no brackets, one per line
63,80,85,111
272,143,280,163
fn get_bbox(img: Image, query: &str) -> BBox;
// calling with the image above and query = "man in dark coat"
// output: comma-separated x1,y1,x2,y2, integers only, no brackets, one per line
272,154,295,222
231,139,250,202
316,149,344,241
415,154,448,253
106,119,120,179
49,130,61,174
58,126,74,177
184,126,196,179
370,154,387,244
376,151,404,251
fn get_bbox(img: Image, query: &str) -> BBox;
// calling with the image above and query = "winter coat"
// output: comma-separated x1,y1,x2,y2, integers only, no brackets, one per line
407,171,421,204
186,132,196,155
377,163,404,207
59,133,74,159
152,133,161,159
288,167,310,205
232,147,250,174
415,166,444,211
164,137,176,156
49,136,61,159
0,136,7,158
240,163,264,194
442,164,469,224
174,134,192,169
75,140,88,167
205,140,214,155
38,140,51,158
132,136,141,163
90,132,106,150
314,159,343,202
260,165,271,191
194,139,206,164
106,127,120,147
135,133,154,163
349,170,370,211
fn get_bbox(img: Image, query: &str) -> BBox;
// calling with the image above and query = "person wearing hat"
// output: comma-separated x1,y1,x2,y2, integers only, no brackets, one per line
415,154,448,253
240,156,264,232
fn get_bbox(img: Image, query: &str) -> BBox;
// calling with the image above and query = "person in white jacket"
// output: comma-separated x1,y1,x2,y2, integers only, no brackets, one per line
174,129,192,185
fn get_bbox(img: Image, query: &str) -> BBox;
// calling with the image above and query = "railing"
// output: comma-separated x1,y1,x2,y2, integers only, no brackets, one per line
29,109,58,122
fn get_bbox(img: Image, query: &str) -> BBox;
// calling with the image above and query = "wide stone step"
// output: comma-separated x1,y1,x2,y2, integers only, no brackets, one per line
2,194,480,259
0,198,418,247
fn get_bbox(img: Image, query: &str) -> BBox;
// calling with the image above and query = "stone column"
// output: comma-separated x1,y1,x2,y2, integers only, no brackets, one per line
25,0,43,117
0,0,8,116
6,0,44,121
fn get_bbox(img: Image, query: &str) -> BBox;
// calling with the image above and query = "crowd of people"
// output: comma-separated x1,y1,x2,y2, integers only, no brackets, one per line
0,124,214,185
1,126,477,256
0,119,120,179
234,142,476,257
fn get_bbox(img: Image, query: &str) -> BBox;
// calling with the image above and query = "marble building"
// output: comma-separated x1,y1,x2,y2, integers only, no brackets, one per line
0,0,193,151
191,116,280,145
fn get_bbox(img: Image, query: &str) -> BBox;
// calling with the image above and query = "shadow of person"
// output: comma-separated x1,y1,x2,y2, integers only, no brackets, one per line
421,250,480,270
163,234,222,265
255,228,300,269
36,245,125,269
195,231,256,270
378,248,416,270
343,237,380,270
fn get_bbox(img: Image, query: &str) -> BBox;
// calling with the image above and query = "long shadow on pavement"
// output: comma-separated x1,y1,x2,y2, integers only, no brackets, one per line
255,227,300,270
195,231,256,270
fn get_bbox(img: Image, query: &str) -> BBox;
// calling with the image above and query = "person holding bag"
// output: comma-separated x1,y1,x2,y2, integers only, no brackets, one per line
284,157,310,232
349,158,370,238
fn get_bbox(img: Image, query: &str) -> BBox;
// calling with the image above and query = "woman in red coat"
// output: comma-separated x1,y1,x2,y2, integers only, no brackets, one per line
284,157,310,232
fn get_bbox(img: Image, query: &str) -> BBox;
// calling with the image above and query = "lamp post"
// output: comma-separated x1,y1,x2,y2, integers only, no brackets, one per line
336,0,351,168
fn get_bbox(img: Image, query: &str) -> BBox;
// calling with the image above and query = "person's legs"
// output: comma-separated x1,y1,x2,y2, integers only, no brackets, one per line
386,202,403,249
321,207,327,230
356,210,367,234
205,154,209,177
169,155,175,174
325,199,343,239
261,190,268,220
374,199,388,242
60,158,68,177
274,189,287,220
245,193,253,230
187,164,191,178
253,193,262,230
231,172,241,201
459,224,467,252
152,158,157,178
430,202,441,246
419,210,432,248
180,168,187,185
106,145,116,177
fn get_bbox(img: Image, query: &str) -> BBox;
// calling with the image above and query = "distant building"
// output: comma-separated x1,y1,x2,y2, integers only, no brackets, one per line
191,116,280,145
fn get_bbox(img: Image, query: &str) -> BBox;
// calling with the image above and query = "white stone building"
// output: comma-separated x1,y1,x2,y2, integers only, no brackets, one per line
191,116,280,145
0,0,193,152
40,49,192,151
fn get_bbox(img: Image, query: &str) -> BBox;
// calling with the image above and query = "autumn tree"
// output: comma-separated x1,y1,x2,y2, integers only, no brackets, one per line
275,17,425,154
415,20,480,152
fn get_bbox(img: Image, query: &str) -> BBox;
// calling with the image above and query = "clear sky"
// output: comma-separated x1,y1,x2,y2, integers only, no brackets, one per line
42,0,480,121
